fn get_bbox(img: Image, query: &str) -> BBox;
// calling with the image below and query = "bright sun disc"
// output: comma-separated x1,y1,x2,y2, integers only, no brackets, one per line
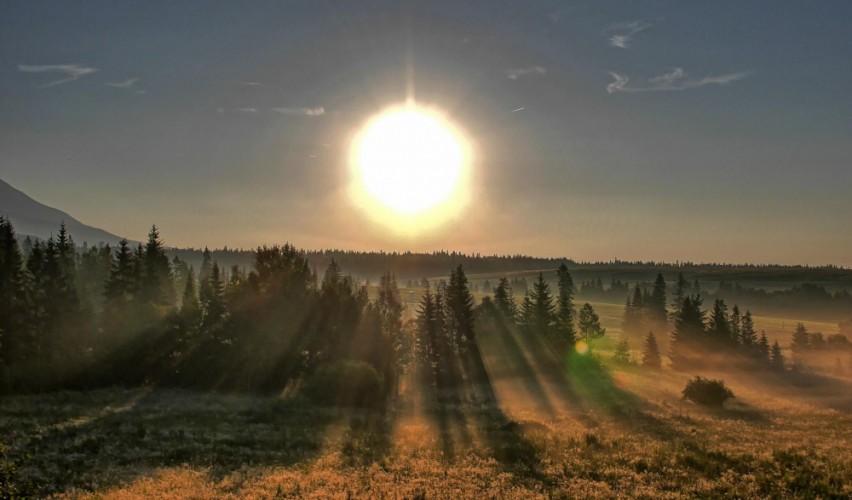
350,104,471,232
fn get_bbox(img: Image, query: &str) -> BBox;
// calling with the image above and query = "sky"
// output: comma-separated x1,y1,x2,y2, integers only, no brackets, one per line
1,0,851,266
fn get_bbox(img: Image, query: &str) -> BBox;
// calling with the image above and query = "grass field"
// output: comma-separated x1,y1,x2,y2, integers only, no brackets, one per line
3,351,851,498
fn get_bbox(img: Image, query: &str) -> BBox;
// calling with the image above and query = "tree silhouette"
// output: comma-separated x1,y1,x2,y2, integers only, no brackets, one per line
770,341,785,371
613,337,631,363
669,295,706,370
555,264,577,349
642,331,662,368
577,303,605,343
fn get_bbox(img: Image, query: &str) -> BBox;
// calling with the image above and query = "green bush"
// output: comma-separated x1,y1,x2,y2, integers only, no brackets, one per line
682,376,734,406
302,360,385,409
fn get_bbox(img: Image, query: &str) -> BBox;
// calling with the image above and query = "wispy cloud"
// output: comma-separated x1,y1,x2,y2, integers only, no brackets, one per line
106,78,139,89
236,107,258,113
606,68,750,93
18,64,97,87
605,21,653,49
270,106,325,117
507,66,546,80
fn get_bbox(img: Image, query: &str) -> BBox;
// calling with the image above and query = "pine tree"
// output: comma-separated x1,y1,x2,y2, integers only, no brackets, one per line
671,273,687,314
613,337,631,363
446,265,475,350
623,284,644,334
708,299,732,346
642,331,662,368
770,341,785,371
757,331,770,362
730,305,742,346
0,216,27,370
203,262,226,325
649,273,667,325
578,303,605,342
199,247,213,310
669,295,706,370
377,271,403,339
791,323,810,354
740,310,757,348
104,239,135,302
555,264,577,347
140,225,174,307
524,272,556,341
180,267,200,322
492,277,517,320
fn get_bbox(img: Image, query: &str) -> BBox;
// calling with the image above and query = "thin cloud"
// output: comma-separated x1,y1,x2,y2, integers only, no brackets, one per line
605,21,653,49
270,106,325,117
18,64,97,87
606,68,750,93
236,107,258,113
106,78,139,89
507,66,546,80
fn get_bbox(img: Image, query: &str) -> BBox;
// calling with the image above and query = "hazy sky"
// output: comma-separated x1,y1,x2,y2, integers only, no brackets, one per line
2,1,851,265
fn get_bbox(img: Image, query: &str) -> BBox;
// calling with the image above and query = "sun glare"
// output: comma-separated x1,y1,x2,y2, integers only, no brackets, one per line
350,104,472,233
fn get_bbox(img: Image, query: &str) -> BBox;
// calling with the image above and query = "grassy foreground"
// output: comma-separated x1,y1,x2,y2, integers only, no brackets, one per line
2,360,851,499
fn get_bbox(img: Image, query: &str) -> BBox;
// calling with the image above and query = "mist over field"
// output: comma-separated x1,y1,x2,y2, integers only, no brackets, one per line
1,220,850,498
3,1,852,498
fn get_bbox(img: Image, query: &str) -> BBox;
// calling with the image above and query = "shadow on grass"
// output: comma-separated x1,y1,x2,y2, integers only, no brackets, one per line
414,340,550,485
1,389,343,497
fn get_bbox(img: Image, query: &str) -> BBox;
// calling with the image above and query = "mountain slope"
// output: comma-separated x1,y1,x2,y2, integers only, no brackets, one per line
0,178,125,246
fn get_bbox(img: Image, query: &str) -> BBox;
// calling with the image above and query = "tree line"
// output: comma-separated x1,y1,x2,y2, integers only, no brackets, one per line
0,217,404,398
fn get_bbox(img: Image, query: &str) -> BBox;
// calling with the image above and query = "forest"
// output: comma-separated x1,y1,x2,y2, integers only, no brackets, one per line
1,217,851,497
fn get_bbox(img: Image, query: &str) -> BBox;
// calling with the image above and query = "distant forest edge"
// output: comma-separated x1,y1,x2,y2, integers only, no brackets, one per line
13,224,852,322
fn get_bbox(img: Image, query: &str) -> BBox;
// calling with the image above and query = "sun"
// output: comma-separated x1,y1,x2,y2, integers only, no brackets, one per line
349,103,472,233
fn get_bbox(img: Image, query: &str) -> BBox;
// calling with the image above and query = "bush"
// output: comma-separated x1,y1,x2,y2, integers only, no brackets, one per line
682,376,734,406
302,360,385,409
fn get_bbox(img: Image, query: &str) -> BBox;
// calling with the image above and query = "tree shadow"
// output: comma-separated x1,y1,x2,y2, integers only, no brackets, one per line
3,389,337,497
411,336,549,484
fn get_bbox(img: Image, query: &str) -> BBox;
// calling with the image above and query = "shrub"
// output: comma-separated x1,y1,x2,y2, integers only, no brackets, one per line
302,360,385,409
682,376,734,406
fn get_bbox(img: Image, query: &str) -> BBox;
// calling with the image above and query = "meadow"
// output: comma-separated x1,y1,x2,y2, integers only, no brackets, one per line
3,307,850,499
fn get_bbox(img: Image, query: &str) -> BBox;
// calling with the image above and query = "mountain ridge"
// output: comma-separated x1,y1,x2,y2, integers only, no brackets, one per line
0,178,125,246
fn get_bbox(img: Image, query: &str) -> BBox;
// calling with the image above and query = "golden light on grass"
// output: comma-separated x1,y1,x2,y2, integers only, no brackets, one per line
349,103,473,234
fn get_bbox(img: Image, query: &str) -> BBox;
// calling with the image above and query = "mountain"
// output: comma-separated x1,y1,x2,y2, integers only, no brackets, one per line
0,178,125,246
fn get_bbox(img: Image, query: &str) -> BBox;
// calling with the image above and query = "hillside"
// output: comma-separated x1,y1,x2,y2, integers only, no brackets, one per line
0,178,124,246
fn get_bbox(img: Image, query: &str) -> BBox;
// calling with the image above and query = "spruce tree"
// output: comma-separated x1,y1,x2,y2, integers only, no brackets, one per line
624,284,644,334
730,305,742,346
524,272,556,342
446,265,475,350
492,277,517,321
671,273,687,314
669,295,706,370
180,267,200,322
203,262,226,325
578,303,605,342
770,341,785,371
555,264,577,347
791,323,810,354
649,273,667,325
613,337,631,363
141,225,174,307
740,310,757,349
757,331,770,362
642,331,662,368
0,216,26,370
104,239,135,302
708,299,732,346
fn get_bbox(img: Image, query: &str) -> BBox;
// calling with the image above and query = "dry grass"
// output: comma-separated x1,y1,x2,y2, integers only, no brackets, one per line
2,355,851,499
